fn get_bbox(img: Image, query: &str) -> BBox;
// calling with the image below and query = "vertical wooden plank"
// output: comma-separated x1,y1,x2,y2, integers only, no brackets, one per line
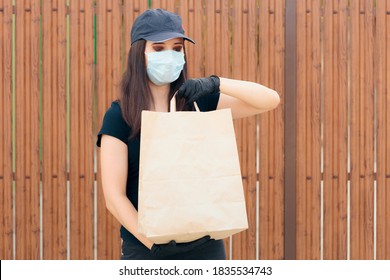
85,0,95,260
335,0,348,260
295,0,322,260
323,0,333,259
323,0,348,259
112,3,121,131
307,0,320,259
204,0,215,77
150,0,176,12
96,0,107,260
258,0,271,260
304,0,312,259
178,0,189,75
350,0,361,260
14,0,40,259
231,0,242,81
269,0,278,259
312,0,322,260
69,0,81,259
220,0,230,79
0,0,14,260
284,0,297,260
350,0,375,260
337,0,349,259
297,1,311,259
375,0,390,260
192,0,203,78
350,0,359,260
41,0,53,259
69,0,95,259
273,0,285,260
362,0,375,260
296,0,308,259
178,0,203,78
96,0,109,260
309,0,320,259
15,0,26,259
41,0,67,259
387,0,390,260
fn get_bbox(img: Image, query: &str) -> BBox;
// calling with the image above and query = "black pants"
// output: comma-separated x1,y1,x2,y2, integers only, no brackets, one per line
120,239,226,260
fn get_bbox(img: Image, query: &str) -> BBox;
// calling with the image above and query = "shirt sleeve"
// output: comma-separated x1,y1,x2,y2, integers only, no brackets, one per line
96,101,131,147
196,92,220,112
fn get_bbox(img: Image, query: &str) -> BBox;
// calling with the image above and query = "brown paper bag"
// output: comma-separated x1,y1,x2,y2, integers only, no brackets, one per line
138,97,248,244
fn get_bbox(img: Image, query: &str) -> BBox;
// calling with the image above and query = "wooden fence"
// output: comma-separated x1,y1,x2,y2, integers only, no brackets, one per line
0,0,389,260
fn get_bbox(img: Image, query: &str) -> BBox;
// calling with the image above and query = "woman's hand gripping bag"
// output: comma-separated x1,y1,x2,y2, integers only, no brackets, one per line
138,98,248,244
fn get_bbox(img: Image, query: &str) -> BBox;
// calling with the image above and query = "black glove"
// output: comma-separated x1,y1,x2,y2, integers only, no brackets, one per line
177,75,220,105
150,235,211,258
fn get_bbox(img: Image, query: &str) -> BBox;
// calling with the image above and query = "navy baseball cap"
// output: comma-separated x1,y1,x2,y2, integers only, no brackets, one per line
130,9,195,45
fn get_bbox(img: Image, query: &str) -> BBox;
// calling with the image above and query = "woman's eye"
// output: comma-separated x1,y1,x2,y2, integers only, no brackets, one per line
174,47,183,52
153,46,164,51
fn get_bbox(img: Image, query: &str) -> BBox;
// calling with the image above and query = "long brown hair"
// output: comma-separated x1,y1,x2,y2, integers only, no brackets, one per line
119,39,191,139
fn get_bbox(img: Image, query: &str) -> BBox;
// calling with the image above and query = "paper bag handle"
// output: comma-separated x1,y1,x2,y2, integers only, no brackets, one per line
170,93,200,113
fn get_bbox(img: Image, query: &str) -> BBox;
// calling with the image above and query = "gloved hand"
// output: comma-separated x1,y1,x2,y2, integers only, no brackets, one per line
150,235,211,258
177,75,220,104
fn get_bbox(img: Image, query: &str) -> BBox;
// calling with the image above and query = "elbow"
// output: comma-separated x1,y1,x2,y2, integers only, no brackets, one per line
266,89,280,110
105,201,114,213
105,198,117,214
273,90,281,108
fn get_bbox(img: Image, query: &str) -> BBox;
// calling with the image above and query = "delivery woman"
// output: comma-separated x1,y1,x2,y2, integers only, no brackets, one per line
96,9,280,260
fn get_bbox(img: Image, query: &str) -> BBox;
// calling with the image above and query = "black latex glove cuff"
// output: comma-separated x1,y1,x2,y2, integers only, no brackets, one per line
177,75,220,105
209,75,220,91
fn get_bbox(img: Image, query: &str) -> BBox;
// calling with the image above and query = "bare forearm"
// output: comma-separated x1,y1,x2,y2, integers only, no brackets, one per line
106,196,153,250
219,77,280,110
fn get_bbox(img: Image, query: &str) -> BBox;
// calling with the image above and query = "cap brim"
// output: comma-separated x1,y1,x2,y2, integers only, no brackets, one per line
144,32,195,44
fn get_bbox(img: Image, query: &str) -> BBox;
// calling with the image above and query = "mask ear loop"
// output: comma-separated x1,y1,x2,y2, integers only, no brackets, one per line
170,92,200,113
193,102,200,112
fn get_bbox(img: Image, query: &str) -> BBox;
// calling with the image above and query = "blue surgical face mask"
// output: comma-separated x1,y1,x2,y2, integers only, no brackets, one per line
145,50,185,86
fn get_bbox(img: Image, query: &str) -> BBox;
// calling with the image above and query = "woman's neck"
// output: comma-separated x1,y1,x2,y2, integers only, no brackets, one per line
149,82,170,112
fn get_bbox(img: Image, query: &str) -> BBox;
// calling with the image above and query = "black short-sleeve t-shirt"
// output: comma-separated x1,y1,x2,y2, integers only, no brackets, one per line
96,93,220,243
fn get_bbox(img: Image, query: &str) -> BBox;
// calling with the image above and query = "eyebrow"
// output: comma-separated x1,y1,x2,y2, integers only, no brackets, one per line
152,41,183,45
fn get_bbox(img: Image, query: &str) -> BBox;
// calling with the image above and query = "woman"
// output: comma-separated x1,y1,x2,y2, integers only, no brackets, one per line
96,9,280,260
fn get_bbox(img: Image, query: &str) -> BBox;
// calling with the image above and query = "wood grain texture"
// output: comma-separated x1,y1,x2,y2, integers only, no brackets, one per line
258,0,285,260
0,0,14,260
2,0,387,261
14,0,40,260
375,0,390,260
296,0,321,259
323,0,348,260
41,0,67,259
150,0,176,12
350,0,375,260
69,0,95,259
178,0,204,78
